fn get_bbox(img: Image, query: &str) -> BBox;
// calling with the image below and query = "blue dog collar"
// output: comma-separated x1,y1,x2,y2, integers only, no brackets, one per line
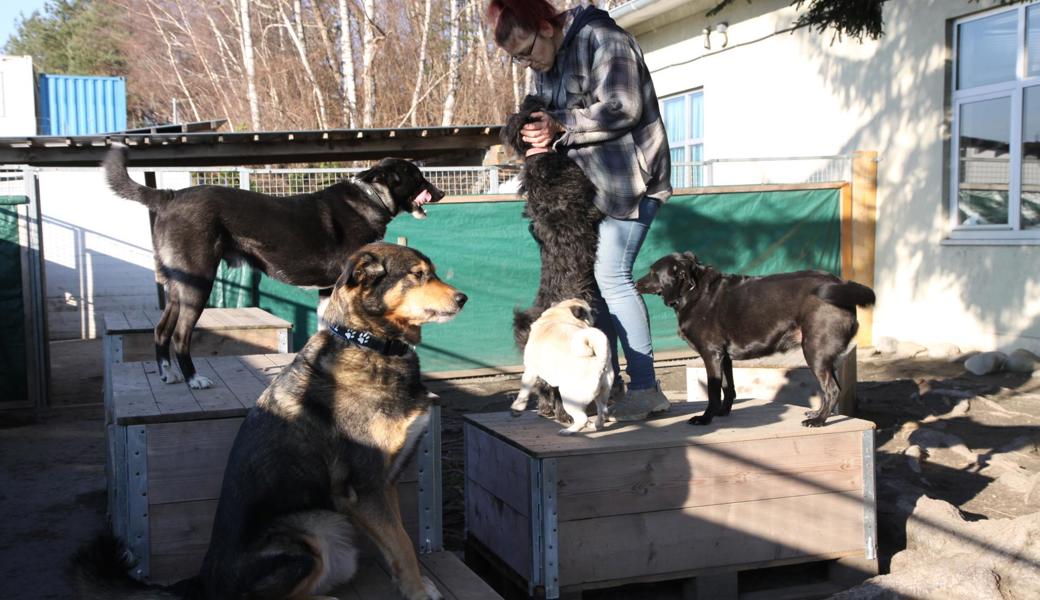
327,323,412,356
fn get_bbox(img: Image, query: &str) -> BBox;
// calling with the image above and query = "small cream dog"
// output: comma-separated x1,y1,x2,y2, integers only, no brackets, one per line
510,298,614,435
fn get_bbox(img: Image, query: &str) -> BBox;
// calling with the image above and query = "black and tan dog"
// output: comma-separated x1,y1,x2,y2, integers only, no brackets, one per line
104,145,444,391
74,243,465,600
636,252,875,427
502,95,605,423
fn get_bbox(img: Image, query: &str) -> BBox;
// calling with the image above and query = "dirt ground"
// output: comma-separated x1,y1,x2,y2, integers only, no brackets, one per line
1,341,1038,599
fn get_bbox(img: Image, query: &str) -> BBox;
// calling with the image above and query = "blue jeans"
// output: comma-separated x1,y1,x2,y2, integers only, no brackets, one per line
593,196,660,390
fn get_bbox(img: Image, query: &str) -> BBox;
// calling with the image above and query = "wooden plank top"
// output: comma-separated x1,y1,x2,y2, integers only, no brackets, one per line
111,353,296,425
102,307,292,335
464,398,874,458
330,554,503,600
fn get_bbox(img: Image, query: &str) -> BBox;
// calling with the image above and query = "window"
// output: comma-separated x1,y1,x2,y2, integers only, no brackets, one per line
950,3,1040,241
661,89,704,188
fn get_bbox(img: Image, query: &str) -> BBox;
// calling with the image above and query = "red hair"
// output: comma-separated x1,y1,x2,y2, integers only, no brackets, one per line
487,0,565,45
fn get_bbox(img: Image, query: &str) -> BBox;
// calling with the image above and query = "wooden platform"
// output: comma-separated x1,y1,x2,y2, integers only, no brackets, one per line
331,555,502,599
685,347,858,417
106,353,449,588
102,307,293,364
464,399,877,599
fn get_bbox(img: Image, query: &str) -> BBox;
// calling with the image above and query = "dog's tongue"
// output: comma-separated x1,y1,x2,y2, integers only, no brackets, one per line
411,189,432,219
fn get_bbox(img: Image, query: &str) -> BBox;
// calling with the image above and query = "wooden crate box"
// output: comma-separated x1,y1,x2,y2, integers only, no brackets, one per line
108,354,443,584
464,400,876,599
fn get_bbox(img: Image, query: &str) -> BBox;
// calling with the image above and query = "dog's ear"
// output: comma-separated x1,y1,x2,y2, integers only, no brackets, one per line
343,251,386,287
358,164,401,189
569,302,594,325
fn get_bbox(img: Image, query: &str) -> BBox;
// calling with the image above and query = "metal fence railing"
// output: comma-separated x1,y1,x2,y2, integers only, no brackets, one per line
169,155,852,198
672,155,852,188
189,166,523,197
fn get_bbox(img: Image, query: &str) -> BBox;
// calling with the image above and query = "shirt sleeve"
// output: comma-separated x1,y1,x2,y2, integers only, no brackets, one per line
550,33,644,147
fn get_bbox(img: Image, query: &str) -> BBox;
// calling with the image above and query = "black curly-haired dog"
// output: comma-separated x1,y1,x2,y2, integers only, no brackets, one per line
503,95,605,422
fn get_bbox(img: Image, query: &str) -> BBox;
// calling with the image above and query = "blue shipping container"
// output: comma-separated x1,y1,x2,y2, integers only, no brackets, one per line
37,74,127,135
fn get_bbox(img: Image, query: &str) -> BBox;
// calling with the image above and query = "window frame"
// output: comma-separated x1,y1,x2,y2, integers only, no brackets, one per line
660,88,704,188
949,2,1040,242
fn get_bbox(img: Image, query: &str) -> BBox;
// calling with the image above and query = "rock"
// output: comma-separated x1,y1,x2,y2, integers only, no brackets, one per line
926,342,962,359
875,336,899,354
896,341,928,357
832,497,1040,599
1004,348,1039,373
964,351,1007,376
908,428,978,466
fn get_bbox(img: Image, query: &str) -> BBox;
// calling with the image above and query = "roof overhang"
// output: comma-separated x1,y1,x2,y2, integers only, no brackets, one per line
610,0,714,30
0,125,502,167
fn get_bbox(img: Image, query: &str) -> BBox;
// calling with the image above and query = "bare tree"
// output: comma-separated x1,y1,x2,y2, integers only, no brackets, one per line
360,0,378,128
338,0,358,127
441,0,462,126
407,0,433,127
277,0,329,129
238,0,261,130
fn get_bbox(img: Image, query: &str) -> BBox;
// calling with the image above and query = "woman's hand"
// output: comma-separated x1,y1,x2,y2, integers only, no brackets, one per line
521,111,562,148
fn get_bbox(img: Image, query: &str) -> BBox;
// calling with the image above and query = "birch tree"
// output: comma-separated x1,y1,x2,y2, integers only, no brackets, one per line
440,0,462,126
338,0,358,127
360,0,377,128
238,0,260,130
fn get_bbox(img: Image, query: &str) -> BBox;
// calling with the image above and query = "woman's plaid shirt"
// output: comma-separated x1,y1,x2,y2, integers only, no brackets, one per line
533,6,672,219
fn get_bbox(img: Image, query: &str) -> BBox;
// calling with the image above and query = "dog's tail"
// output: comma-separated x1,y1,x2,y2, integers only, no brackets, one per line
571,327,609,360
815,280,876,311
72,533,185,599
103,144,170,209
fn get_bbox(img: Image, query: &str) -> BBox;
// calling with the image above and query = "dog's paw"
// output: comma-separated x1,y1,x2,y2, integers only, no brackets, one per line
409,576,443,600
159,370,184,384
688,414,714,426
187,374,213,389
510,409,524,418
801,417,826,428
558,427,579,436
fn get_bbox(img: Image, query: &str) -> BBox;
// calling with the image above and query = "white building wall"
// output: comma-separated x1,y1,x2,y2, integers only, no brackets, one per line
627,0,1040,353
40,168,159,339
0,55,37,136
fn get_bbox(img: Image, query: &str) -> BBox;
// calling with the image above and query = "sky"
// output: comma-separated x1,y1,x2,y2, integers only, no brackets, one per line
0,0,50,50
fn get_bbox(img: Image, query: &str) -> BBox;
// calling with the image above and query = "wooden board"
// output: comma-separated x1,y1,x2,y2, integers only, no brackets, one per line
556,492,865,586
328,553,504,600
465,477,532,582
553,430,863,521
103,307,292,334
112,354,297,425
464,398,874,459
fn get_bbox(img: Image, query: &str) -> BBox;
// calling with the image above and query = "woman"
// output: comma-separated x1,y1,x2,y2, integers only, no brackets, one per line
488,0,673,421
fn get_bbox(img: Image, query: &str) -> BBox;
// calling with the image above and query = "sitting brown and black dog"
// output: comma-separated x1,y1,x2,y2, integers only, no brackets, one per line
636,252,875,427
75,243,466,600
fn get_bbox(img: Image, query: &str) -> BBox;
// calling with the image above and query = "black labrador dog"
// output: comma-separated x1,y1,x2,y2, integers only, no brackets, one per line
103,145,443,391
636,252,875,427
501,95,605,422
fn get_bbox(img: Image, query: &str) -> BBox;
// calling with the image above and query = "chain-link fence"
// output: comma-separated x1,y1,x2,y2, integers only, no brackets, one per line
189,166,523,197
176,155,850,197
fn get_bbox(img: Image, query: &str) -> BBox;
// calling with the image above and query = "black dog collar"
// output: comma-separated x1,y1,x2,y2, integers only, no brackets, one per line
327,323,412,356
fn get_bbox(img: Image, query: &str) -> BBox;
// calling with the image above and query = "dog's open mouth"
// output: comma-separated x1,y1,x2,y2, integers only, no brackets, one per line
423,308,460,323
411,189,433,219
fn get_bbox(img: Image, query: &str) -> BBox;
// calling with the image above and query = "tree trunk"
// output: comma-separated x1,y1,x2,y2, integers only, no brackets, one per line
360,0,377,128
408,0,432,127
174,0,235,129
441,0,462,126
337,0,358,127
238,0,261,130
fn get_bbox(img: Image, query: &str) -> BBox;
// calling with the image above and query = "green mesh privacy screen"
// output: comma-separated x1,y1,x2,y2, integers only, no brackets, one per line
0,198,28,402
208,188,841,372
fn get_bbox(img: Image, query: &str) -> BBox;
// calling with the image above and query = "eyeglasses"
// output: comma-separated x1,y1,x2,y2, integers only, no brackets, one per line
510,33,538,65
